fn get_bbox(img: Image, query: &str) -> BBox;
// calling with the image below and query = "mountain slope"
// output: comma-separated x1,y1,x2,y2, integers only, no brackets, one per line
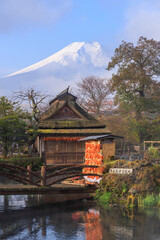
1,42,111,95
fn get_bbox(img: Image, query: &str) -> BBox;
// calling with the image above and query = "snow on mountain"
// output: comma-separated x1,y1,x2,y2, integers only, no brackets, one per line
1,42,111,95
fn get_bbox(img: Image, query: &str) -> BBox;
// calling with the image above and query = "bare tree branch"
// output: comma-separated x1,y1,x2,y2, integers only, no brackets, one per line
13,88,50,124
76,76,113,118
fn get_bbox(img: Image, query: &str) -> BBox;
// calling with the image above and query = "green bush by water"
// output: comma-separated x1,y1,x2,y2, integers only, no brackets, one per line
99,192,112,204
94,189,102,199
94,190,112,206
139,194,160,207
143,195,157,207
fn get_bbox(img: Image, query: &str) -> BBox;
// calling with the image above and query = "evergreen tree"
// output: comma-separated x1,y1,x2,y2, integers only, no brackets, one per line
0,97,27,157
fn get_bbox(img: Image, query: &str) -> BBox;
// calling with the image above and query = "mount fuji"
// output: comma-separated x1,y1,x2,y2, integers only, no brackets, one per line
1,42,111,95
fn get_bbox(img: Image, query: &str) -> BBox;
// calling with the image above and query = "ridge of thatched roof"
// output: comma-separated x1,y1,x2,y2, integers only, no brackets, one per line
49,87,77,105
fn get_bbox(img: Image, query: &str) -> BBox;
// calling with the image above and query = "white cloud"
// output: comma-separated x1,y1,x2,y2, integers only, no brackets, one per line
124,0,160,41
0,0,72,33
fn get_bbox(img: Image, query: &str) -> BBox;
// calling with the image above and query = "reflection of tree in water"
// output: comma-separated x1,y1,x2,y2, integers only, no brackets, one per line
100,207,160,240
133,208,160,240
100,208,135,240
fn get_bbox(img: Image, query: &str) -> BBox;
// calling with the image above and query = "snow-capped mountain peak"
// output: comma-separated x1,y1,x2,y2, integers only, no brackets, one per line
1,41,111,96
5,41,109,77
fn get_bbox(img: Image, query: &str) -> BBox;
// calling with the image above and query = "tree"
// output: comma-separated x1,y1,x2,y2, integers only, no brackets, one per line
0,97,27,157
76,76,112,118
107,36,160,145
13,88,49,125
13,88,51,155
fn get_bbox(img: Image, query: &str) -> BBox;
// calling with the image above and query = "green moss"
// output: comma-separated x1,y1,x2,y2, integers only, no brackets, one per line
38,120,107,129
36,128,110,135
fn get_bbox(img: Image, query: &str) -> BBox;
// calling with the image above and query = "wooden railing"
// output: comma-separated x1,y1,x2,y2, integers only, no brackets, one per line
0,162,102,187
0,162,41,186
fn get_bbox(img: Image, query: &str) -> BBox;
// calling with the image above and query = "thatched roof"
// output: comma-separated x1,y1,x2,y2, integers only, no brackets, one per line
38,120,105,129
40,98,95,121
38,88,108,131
37,128,111,135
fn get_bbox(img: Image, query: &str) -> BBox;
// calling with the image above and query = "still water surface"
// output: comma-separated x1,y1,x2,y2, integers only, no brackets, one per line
0,194,160,240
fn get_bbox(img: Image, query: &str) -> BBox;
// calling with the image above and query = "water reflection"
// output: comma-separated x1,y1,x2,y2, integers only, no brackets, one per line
72,209,102,240
0,195,41,211
0,196,160,239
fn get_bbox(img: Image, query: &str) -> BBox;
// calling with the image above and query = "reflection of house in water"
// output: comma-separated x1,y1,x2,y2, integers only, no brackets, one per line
72,208,102,240
84,209,102,240
35,88,112,165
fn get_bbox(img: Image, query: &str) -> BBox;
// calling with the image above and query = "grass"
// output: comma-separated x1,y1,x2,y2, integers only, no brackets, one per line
138,194,160,207
143,195,157,207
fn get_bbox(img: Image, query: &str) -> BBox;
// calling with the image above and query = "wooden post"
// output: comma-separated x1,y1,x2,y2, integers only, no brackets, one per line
39,137,42,158
76,141,77,163
41,166,46,186
41,218,46,237
27,165,32,183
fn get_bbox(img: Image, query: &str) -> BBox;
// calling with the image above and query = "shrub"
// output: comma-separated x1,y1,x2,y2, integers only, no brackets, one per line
94,189,102,200
139,194,160,207
143,194,157,207
157,194,160,206
148,146,160,160
109,155,115,161
99,192,112,204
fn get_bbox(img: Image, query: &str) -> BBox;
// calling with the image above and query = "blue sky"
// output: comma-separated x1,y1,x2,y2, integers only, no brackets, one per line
0,0,160,78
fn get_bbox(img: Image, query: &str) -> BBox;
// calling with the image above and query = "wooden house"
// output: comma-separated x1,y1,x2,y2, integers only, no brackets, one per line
36,88,112,165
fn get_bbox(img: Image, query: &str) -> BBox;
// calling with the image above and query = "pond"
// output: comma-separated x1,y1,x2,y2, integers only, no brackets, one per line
0,194,160,240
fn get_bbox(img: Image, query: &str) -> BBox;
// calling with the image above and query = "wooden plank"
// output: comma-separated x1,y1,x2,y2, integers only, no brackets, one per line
0,184,97,195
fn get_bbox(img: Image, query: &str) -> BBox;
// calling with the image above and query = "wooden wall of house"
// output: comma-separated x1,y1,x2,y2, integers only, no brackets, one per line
45,140,85,165
102,140,115,160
